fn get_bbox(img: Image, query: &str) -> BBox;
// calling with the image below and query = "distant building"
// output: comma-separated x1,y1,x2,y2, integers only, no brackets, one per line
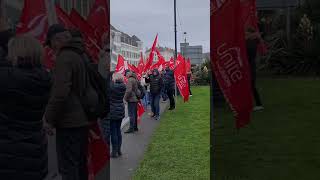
145,46,174,63
180,42,203,65
110,25,143,70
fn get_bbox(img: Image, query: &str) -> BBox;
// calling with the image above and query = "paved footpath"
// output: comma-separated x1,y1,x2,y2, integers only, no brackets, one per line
45,101,168,180
110,102,168,180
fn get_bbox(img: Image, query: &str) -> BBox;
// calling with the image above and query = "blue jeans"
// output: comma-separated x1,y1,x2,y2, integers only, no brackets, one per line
110,120,122,152
128,102,138,129
150,93,160,116
142,92,150,108
99,118,110,145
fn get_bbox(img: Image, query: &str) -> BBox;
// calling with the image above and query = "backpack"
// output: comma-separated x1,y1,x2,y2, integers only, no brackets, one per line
136,81,146,100
61,47,108,121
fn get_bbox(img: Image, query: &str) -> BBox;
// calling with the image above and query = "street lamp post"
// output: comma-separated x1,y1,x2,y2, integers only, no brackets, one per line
174,0,178,100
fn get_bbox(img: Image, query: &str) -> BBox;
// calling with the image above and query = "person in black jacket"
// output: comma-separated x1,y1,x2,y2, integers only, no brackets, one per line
0,35,51,180
108,72,126,158
245,27,264,111
146,69,163,120
164,66,175,110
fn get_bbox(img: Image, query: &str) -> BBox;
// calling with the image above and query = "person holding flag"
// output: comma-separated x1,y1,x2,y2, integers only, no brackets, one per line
164,65,176,110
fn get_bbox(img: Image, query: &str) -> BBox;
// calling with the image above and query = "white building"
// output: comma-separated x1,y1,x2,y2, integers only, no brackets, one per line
110,25,143,70
145,46,174,63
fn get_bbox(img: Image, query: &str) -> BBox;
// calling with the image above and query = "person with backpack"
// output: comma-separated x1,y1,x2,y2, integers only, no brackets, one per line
44,24,105,180
124,71,140,133
146,69,163,121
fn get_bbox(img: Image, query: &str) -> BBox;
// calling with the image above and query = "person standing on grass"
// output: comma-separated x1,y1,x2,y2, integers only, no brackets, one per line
187,68,192,97
160,69,168,102
141,73,150,109
124,71,139,133
245,27,264,111
146,69,163,121
164,66,175,110
108,72,126,158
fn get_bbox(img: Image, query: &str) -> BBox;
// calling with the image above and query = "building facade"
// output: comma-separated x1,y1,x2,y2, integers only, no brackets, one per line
145,46,174,63
110,25,143,70
180,42,203,65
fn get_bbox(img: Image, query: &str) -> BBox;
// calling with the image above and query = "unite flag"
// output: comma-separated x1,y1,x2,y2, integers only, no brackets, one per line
211,0,253,128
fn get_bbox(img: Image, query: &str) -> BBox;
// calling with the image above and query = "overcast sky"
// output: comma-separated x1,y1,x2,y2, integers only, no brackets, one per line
110,0,210,53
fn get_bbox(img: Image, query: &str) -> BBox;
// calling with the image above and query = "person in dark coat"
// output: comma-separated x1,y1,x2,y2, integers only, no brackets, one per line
164,66,175,110
245,27,264,111
124,71,139,133
0,35,51,180
146,69,163,120
107,72,126,158
44,24,90,180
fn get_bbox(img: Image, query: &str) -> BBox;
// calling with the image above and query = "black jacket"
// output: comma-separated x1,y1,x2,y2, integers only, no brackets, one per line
44,35,90,128
147,69,163,95
0,63,51,180
108,80,126,121
164,68,175,90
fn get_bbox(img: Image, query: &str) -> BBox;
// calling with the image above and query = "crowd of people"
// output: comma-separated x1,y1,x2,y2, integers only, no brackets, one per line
0,20,182,179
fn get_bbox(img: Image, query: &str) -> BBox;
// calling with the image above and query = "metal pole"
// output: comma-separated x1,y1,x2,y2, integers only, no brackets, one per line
174,0,178,100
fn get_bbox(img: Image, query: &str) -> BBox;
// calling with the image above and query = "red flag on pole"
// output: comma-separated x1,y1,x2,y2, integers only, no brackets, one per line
115,54,129,75
69,9,101,62
168,57,175,70
174,56,189,102
144,34,158,72
137,101,145,124
55,5,74,28
87,0,109,46
240,0,267,55
211,0,253,129
151,48,166,72
16,0,48,42
138,52,145,75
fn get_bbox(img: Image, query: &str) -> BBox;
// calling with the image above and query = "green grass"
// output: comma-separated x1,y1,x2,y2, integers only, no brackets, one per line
214,78,320,180
134,86,210,180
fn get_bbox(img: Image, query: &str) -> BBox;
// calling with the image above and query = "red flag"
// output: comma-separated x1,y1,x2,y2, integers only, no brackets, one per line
211,0,253,128
144,34,158,72
16,0,48,42
186,58,191,73
69,9,101,62
137,101,145,124
115,54,129,75
174,56,189,102
87,0,109,45
240,0,267,55
150,48,166,72
55,5,74,28
168,57,175,70
138,52,145,75
87,123,109,180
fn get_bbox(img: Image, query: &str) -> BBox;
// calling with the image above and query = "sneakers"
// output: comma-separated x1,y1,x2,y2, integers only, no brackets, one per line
253,106,264,111
154,116,160,121
110,151,118,158
124,128,134,134
168,107,175,110
134,127,139,132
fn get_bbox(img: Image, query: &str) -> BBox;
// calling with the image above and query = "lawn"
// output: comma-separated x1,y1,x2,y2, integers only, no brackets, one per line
214,78,320,180
134,86,210,180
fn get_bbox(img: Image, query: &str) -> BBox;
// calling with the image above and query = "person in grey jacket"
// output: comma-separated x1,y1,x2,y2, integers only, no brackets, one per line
124,71,139,133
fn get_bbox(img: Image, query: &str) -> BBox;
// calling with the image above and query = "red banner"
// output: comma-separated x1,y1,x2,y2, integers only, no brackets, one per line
138,52,145,75
137,101,145,124
174,55,189,102
87,0,109,46
144,34,158,72
150,48,166,72
69,9,101,62
211,0,253,128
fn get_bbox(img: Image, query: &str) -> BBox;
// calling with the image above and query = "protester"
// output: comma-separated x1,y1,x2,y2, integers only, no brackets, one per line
160,69,168,102
124,71,139,133
164,66,176,110
141,73,150,109
43,24,90,180
107,72,126,158
0,28,13,61
245,27,264,111
0,35,51,180
187,67,192,96
146,69,163,120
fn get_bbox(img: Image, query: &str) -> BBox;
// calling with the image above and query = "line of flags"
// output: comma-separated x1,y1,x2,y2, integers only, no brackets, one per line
114,34,191,103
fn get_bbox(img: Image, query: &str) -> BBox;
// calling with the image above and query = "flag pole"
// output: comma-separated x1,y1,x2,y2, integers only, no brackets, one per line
174,0,178,101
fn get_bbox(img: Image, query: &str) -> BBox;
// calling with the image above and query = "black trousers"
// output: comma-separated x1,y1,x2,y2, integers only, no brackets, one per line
187,75,192,95
167,88,175,108
250,66,262,106
128,102,138,129
56,127,89,180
